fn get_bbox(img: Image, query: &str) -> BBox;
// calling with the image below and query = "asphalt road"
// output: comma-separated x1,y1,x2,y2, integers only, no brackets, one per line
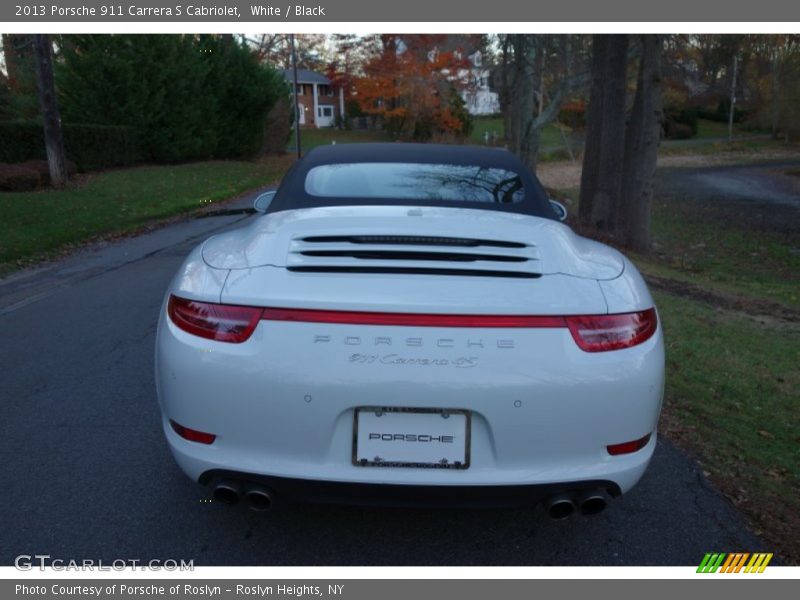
656,160,800,234
0,191,766,566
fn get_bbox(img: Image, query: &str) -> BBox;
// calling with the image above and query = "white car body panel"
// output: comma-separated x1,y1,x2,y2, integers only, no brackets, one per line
599,257,656,313
158,315,663,492
202,205,625,280
171,244,229,302
221,267,610,315
156,203,664,507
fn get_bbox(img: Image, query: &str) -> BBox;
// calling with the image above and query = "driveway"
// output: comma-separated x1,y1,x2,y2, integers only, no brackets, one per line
656,160,800,235
0,191,766,566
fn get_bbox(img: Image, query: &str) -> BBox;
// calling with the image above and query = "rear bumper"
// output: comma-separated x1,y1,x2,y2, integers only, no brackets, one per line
167,417,655,496
156,307,664,497
199,469,622,508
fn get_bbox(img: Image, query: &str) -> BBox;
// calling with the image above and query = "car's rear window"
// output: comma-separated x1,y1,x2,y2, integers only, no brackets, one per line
304,162,526,204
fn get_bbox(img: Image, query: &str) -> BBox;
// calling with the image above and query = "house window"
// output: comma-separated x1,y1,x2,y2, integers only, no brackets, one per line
318,106,333,118
295,84,307,95
318,84,334,97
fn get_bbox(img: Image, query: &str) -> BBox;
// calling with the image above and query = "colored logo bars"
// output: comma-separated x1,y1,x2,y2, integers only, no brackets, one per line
697,553,773,573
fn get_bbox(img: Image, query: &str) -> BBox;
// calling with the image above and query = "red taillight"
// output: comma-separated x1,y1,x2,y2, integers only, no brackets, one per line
167,295,656,351
260,307,566,328
169,419,216,444
566,308,657,352
168,295,261,343
607,433,652,456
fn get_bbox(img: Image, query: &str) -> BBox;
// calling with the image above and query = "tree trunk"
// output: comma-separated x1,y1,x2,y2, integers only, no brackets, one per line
504,35,582,173
620,35,663,253
506,36,537,169
578,35,607,226
499,36,512,143
771,51,780,140
727,54,737,142
579,35,628,232
34,34,68,187
521,125,541,172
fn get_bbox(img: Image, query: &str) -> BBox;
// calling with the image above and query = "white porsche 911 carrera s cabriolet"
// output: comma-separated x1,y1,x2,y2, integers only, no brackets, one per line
156,143,664,518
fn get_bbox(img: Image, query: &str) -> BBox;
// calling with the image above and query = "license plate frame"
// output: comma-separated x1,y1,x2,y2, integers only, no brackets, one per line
352,407,471,469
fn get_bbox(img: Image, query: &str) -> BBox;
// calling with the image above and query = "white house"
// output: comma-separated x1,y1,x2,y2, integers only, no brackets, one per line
282,69,345,128
395,40,500,116
457,50,501,116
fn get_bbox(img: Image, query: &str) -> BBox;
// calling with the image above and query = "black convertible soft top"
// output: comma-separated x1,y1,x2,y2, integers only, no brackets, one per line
267,143,558,219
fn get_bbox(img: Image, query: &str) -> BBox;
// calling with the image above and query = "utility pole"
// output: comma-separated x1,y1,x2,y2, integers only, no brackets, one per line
728,54,738,143
538,51,545,117
34,34,68,186
290,33,301,159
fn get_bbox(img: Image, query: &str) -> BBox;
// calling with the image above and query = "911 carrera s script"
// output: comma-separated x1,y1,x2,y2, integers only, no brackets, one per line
349,353,478,368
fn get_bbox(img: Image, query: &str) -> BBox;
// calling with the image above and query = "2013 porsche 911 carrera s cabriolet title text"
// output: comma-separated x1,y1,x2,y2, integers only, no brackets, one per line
155,143,664,519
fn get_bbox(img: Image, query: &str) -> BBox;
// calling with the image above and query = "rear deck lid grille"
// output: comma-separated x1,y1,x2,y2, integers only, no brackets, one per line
302,235,526,248
288,234,540,278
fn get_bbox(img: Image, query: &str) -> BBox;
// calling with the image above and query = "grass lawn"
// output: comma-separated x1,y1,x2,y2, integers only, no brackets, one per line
654,290,799,558
469,116,569,149
469,116,504,144
640,232,799,562
695,118,743,139
642,161,800,560
294,118,570,153
296,117,765,156
550,161,800,562
0,158,292,274
659,120,771,155
646,200,800,309
289,127,392,151
557,191,797,311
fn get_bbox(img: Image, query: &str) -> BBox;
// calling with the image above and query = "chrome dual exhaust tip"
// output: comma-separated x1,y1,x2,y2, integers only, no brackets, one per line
576,490,608,516
244,486,274,511
545,494,576,520
544,489,609,519
211,480,274,511
212,480,242,505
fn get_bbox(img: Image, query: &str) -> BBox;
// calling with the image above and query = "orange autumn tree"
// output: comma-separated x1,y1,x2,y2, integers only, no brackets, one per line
354,35,474,140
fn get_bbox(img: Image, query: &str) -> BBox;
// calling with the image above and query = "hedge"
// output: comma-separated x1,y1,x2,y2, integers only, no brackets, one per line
0,120,139,171
664,107,699,140
694,102,750,124
0,163,41,192
57,35,286,163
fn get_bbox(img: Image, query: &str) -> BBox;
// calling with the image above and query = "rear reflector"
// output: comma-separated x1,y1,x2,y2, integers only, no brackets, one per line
167,295,657,351
607,433,651,456
169,419,216,444
565,308,657,352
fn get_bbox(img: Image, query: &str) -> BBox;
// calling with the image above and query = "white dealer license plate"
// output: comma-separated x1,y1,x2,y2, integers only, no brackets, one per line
353,407,470,469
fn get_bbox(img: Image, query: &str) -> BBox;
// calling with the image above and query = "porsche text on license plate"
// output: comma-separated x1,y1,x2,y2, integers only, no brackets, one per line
353,407,470,469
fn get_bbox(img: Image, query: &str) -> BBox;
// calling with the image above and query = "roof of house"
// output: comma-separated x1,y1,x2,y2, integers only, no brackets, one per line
282,69,331,85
